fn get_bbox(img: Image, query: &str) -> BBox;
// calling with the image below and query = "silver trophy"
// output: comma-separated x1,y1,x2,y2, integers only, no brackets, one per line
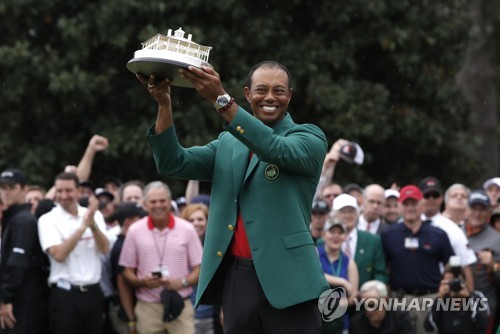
127,27,212,88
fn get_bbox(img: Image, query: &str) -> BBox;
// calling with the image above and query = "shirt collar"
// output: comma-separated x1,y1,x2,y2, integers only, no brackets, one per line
147,213,175,230
55,203,85,218
348,228,358,242
271,113,293,135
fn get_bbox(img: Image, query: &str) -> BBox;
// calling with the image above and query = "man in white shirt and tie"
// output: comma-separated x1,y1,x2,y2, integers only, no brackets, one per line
357,184,386,235
333,194,387,287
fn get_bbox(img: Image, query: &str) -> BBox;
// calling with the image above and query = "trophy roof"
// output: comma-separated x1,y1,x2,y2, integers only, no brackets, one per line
140,28,212,63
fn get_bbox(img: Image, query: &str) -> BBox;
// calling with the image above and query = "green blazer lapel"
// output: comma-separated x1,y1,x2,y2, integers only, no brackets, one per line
242,114,292,183
232,141,250,197
356,230,368,257
244,152,259,183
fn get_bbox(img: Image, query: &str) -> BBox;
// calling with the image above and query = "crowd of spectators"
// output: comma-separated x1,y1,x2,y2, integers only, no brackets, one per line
0,133,499,334
312,139,500,334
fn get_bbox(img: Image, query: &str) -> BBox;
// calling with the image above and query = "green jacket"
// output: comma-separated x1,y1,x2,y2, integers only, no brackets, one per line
355,230,388,287
147,107,329,309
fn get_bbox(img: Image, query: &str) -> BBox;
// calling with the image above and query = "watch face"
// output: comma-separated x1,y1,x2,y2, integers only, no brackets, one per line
217,95,230,107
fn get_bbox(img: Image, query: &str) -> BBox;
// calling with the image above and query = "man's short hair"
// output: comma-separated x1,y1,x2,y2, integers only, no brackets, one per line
143,181,171,201
444,183,470,205
245,60,292,89
55,172,79,187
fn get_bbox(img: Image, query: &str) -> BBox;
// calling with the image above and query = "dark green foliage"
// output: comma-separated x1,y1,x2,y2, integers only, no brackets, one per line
0,0,486,194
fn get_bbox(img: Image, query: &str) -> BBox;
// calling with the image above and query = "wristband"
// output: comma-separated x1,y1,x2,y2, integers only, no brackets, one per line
216,98,235,113
128,321,136,327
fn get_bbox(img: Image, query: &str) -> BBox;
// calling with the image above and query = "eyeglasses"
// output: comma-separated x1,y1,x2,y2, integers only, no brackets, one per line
424,192,441,199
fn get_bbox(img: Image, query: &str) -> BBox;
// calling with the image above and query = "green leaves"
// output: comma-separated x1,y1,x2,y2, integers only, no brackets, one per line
0,0,482,192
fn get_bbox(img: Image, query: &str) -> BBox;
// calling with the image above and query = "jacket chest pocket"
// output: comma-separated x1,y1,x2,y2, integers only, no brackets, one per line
283,231,314,249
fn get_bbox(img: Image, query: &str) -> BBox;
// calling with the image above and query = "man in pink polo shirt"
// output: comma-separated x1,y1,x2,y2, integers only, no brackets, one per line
119,181,203,334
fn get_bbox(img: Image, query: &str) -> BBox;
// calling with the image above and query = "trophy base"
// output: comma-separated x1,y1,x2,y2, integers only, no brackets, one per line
126,57,198,88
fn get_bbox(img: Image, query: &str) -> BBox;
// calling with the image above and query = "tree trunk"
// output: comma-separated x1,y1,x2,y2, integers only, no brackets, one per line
457,0,499,185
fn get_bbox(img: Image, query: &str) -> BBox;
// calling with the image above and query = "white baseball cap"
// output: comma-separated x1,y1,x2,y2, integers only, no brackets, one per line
483,177,500,190
384,189,400,199
324,219,347,233
333,193,359,211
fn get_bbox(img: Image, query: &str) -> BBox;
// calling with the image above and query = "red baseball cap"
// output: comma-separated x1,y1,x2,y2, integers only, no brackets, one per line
398,185,423,203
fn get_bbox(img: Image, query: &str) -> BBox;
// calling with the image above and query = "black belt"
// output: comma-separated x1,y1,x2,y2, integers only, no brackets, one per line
51,282,100,292
396,288,437,296
230,256,254,268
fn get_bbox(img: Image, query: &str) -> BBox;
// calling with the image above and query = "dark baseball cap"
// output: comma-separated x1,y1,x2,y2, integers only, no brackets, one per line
191,194,210,207
0,169,26,186
469,189,490,208
339,142,364,165
79,180,96,192
312,199,330,214
114,202,147,224
418,177,443,195
95,187,115,202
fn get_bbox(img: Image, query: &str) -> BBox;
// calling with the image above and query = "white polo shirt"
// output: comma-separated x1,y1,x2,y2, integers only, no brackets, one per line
422,212,477,266
38,204,107,285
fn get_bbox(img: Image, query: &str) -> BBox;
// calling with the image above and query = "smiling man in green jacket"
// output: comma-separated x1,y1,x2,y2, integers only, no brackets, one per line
141,60,329,334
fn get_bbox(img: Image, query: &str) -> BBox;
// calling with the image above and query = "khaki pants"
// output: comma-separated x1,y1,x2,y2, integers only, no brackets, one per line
135,299,194,334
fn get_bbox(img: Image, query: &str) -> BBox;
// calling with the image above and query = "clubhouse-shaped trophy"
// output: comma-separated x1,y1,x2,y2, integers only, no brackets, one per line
127,27,212,88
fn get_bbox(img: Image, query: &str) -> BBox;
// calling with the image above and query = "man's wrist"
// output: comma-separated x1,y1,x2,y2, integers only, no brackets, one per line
181,278,189,288
216,98,235,113
136,278,145,288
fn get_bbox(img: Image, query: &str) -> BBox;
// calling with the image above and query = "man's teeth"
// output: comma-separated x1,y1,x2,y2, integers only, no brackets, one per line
262,106,276,111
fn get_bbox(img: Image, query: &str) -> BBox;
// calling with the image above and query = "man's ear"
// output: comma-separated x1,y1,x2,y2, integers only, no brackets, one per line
244,87,251,103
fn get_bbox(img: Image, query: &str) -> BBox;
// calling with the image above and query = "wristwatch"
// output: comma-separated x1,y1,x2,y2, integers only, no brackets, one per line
214,93,231,110
181,278,189,288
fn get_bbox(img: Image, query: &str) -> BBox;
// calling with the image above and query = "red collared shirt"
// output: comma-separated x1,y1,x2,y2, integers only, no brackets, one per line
147,214,175,230
229,151,253,258
230,211,252,258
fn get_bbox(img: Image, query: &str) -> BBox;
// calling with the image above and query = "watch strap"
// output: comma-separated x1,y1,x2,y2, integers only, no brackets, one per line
217,98,235,113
